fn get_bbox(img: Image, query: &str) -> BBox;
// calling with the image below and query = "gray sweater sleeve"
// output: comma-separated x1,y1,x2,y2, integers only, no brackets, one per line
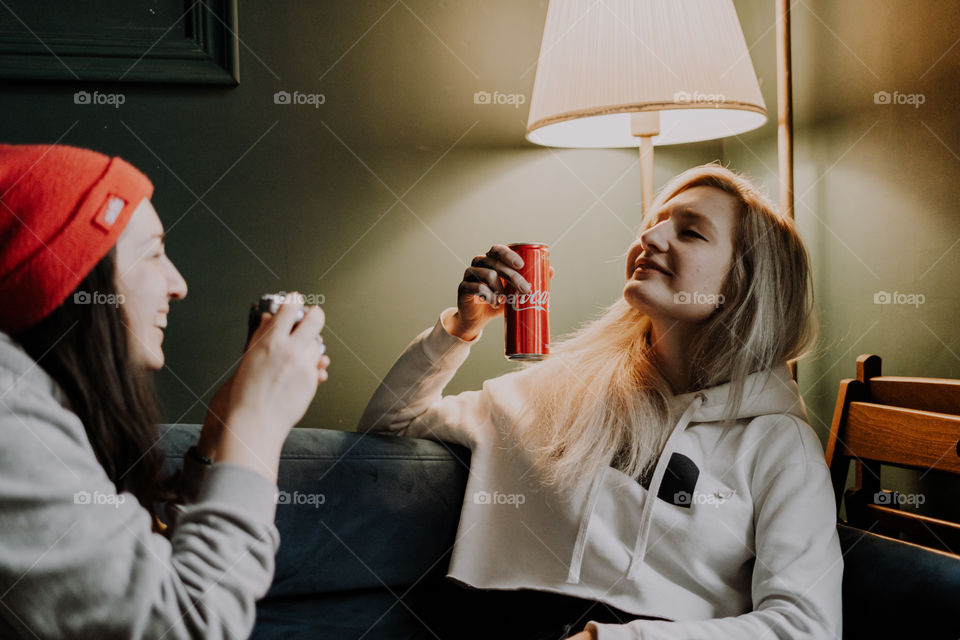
164,447,214,530
0,381,280,639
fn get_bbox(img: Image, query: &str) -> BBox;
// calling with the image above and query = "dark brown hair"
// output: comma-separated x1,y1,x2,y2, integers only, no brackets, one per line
13,247,175,532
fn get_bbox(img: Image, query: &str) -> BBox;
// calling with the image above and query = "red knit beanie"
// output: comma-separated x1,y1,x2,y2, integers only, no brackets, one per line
0,144,154,334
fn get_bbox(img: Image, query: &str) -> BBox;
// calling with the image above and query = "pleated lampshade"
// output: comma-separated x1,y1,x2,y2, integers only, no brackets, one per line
526,0,767,148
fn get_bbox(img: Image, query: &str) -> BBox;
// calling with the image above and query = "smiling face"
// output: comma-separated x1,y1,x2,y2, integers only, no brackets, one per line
623,185,738,326
114,199,188,371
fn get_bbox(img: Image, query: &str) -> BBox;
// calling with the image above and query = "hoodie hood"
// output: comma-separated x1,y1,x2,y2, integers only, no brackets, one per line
667,361,806,425
567,361,806,584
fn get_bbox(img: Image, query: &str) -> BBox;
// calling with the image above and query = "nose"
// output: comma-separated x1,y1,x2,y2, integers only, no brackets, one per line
639,219,671,254
166,259,188,301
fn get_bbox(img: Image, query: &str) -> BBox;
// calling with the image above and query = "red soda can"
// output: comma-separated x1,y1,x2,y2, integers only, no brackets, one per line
503,243,550,361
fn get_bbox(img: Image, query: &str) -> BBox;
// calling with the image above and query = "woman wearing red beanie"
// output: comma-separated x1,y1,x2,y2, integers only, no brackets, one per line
0,143,330,638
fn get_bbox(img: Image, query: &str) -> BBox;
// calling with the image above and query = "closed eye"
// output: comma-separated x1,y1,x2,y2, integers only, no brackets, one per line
681,229,706,240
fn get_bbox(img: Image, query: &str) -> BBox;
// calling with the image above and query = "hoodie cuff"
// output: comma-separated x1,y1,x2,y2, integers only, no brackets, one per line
420,307,483,363
587,621,637,640
193,462,279,525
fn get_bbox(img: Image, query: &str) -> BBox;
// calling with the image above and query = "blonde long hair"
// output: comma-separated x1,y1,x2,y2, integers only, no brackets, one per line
516,163,817,491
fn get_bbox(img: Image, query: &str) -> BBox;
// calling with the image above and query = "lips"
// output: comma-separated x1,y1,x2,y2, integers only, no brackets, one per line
154,312,168,329
634,257,672,276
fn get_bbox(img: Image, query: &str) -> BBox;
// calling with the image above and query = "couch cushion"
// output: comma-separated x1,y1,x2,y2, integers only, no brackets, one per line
837,523,960,638
159,425,470,597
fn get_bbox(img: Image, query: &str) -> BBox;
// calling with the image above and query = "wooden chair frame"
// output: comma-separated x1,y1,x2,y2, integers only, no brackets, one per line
825,354,960,555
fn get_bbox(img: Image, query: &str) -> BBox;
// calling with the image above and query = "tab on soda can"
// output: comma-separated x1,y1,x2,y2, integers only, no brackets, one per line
503,243,550,361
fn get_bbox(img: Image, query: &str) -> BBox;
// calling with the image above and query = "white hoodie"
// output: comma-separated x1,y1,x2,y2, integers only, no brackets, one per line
359,310,843,639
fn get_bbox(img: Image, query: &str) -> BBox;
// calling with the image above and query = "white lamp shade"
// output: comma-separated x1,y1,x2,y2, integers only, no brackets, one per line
526,0,767,147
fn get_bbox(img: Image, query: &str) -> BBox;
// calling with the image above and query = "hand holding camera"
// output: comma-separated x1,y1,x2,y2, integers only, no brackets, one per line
247,293,322,353
201,292,330,482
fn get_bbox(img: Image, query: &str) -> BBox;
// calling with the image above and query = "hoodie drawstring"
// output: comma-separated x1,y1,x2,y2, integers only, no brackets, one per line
566,471,604,583
626,392,705,580
566,392,706,584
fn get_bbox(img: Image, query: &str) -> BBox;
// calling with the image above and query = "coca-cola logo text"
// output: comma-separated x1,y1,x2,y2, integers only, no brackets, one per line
506,290,549,312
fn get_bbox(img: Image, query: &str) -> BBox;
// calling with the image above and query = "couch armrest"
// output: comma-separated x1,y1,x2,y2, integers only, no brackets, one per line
159,424,470,599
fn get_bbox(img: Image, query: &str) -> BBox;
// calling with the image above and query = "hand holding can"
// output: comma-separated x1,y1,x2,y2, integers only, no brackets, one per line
449,244,553,356
449,245,531,341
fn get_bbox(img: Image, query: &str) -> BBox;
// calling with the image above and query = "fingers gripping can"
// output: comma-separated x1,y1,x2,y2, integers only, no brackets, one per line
504,243,550,361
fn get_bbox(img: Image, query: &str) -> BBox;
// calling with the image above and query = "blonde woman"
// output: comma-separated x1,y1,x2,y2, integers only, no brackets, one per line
360,163,842,640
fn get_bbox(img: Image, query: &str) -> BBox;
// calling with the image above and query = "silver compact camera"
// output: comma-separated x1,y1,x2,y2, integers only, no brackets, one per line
246,293,306,345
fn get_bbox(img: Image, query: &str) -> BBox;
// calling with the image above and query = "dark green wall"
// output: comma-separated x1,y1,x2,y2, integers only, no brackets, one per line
0,1,717,430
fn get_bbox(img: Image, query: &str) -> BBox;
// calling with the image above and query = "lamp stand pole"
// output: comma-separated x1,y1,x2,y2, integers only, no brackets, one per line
776,0,794,221
775,0,799,382
632,112,661,217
